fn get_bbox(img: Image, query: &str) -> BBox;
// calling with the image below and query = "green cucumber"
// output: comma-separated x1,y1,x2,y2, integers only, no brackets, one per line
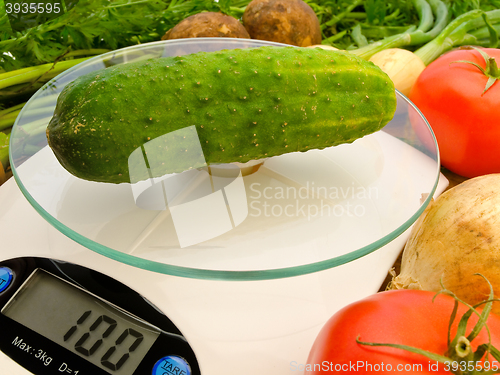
47,46,397,184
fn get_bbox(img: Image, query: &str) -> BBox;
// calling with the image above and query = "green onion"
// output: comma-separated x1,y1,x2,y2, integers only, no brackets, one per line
415,9,500,65
350,0,449,60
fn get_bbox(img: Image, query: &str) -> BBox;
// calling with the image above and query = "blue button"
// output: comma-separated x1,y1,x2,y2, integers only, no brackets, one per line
152,355,191,375
0,267,13,293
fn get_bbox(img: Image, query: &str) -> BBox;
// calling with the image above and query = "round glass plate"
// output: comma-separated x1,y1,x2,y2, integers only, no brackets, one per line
10,38,440,280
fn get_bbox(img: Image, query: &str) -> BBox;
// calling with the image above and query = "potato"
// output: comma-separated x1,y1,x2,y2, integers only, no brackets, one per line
162,12,250,40
242,0,322,47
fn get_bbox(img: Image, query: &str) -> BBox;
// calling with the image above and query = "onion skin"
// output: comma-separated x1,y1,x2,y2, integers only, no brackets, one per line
391,174,500,315
369,48,426,97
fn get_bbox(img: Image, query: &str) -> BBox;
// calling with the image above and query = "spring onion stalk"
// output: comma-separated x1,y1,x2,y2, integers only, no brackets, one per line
0,102,25,131
321,30,349,45
415,9,500,65
0,102,25,117
414,0,434,33
360,25,416,39
454,9,500,35
0,132,10,170
420,0,451,40
0,49,109,81
0,82,46,101
0,111,21,131
350,0,449,60
0,57,93,91
350,29,415,59
414,9,483,65
345,12,367,20
468,23,500,47
0,97,56,132
447,10,500,49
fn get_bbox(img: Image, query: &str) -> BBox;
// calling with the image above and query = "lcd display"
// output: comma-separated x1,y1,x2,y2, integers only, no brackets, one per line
1,269,160,375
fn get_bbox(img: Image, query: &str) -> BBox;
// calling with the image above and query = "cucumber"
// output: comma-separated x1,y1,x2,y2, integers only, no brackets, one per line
47,46,397,184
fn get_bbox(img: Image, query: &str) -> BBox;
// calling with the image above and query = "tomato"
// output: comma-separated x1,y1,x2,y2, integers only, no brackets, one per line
408,47,500,178
305,290,500,374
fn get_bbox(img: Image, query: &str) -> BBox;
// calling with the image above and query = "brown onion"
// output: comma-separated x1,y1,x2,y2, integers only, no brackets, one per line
390,174,500,315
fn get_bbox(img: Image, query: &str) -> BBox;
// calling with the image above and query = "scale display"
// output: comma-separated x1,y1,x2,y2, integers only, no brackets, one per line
2,269,161,375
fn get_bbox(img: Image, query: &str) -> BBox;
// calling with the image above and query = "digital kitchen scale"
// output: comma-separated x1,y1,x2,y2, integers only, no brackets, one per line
0,38,448,375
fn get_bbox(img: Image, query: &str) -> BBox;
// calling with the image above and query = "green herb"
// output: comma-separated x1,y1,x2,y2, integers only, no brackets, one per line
0,0,246,71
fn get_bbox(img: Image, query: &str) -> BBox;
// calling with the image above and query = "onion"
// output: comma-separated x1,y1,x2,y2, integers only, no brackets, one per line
369,48,426,97
390,174,500,315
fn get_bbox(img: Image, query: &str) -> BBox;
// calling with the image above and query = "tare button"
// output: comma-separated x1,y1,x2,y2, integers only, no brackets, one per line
152,355,191,375
0,267,13,293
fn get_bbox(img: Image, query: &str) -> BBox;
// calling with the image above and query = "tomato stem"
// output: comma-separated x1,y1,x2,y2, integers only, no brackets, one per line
357,274,500,375
450,46,500,95
455,336,471,358
490,57,499,76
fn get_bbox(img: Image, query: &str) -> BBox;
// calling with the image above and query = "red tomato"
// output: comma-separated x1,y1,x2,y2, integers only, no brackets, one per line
306,290,500,374
409,47,500,178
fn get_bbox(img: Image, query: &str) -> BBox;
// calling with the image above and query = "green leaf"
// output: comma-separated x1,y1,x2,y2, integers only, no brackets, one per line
481,12,499,48
365,0,387,24
217,0,232,14
351,24,368,47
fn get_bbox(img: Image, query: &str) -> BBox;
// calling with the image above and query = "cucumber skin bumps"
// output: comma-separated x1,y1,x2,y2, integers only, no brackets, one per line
46,46,397,183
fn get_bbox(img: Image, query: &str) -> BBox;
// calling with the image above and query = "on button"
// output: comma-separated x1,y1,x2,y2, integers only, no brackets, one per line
152,355,191,375
0,267,13,293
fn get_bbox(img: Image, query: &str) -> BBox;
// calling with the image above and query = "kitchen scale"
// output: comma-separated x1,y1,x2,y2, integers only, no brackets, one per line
0,38,448,375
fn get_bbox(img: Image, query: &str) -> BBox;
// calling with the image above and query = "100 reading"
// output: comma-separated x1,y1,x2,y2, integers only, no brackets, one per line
2,270,160,375
63,311,145,372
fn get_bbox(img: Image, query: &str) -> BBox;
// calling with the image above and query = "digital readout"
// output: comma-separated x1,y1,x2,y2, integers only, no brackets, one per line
1,269,161,375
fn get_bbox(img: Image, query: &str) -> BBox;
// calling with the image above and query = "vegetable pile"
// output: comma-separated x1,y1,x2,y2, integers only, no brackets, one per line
1,0,500,184
2,0,500,369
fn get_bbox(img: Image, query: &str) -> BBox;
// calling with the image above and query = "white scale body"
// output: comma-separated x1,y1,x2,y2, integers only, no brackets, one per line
0,38,448,375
